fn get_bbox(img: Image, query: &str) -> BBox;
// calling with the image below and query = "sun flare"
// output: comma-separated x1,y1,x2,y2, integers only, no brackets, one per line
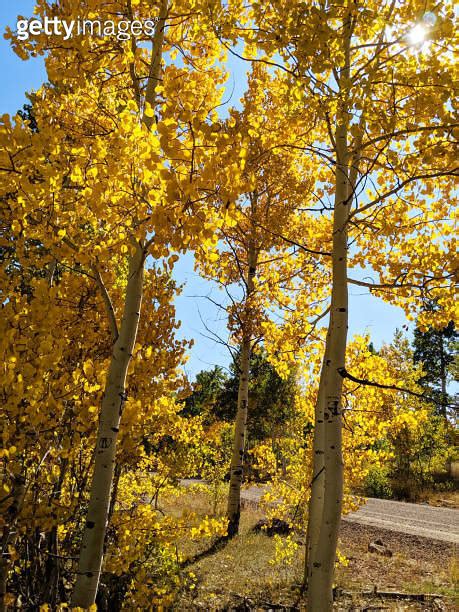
408,24,428,45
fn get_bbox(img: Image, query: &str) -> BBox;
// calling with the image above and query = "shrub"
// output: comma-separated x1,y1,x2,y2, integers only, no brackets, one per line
363,466,393,499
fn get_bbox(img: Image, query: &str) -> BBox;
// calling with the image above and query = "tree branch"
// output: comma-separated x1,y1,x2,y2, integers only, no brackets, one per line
337,367,445,407
143,0,169,130
93,268,119,342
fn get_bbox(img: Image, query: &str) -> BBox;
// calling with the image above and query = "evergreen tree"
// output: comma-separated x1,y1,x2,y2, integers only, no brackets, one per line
182,350,298,445
215,349,298,443
181,366,228,421
413,313,457,417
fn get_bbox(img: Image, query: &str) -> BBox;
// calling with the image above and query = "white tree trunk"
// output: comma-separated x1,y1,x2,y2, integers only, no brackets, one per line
226,243,257,537
226,334,251,537
71,5,167,603
143,0,168,130
307,8,352,607
71,245,145,607
307,127,349,609
304,346,328,586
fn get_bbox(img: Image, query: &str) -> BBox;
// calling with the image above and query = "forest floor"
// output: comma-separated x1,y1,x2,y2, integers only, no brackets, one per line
165,489,458,611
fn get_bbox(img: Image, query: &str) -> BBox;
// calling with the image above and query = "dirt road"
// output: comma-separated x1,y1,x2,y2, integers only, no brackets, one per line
342,496,459,544
239,486,458,544
181,480,458,543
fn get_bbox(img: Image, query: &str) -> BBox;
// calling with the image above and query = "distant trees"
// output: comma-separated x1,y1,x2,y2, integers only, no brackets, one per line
216,350,298,446
182,350,298,455
181,366,228,420
413,308,457,417
379,331,455,500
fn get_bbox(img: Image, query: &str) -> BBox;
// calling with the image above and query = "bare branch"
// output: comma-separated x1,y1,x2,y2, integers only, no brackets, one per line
350,169,459,220
337,367,446,407
93,268,119,342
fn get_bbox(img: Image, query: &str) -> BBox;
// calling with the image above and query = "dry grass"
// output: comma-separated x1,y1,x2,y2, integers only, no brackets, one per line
158,488,458,610
423,489,459,508
337,522,458,598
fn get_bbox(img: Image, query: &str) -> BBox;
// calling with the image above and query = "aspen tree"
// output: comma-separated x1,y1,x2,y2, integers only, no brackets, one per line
197,66,327,536
71,6,168,602
215,0,457,606
307,12,352,603
225,241,258,536
3,0,229,605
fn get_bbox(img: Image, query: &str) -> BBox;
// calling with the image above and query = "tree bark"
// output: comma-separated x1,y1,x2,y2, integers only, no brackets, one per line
71,245,145,607
304,346,328,587
439,335,447,418
226,334,251,537
71,4,167,603
307,132,349,609
226,243,257,537
143,0,168,130
42,457,68,606
307,7,352,608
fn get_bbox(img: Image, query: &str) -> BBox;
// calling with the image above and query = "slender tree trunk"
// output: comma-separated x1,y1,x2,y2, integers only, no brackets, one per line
307,9,352,608
0,562,7,612
143,0,168,130
71,3,167,603
71,245,145,608
226,243,257,537
42,457,68,606
439,336,447,418
107,463,122,528
226,334,251,537
304,346,328,587
307,132,349,608
42,527,59,606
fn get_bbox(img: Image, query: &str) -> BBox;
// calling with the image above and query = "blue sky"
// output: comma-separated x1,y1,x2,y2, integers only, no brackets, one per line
1,2,411,379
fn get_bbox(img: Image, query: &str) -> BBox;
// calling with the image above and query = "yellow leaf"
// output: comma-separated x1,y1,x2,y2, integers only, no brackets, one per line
83,361,94,378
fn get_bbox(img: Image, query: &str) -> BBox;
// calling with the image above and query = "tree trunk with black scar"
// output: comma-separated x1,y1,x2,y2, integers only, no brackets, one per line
71,245,145,607
304,345,328,587
439,336,447,418
307,7,352,608
71,4,167,604
226,243,257,538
